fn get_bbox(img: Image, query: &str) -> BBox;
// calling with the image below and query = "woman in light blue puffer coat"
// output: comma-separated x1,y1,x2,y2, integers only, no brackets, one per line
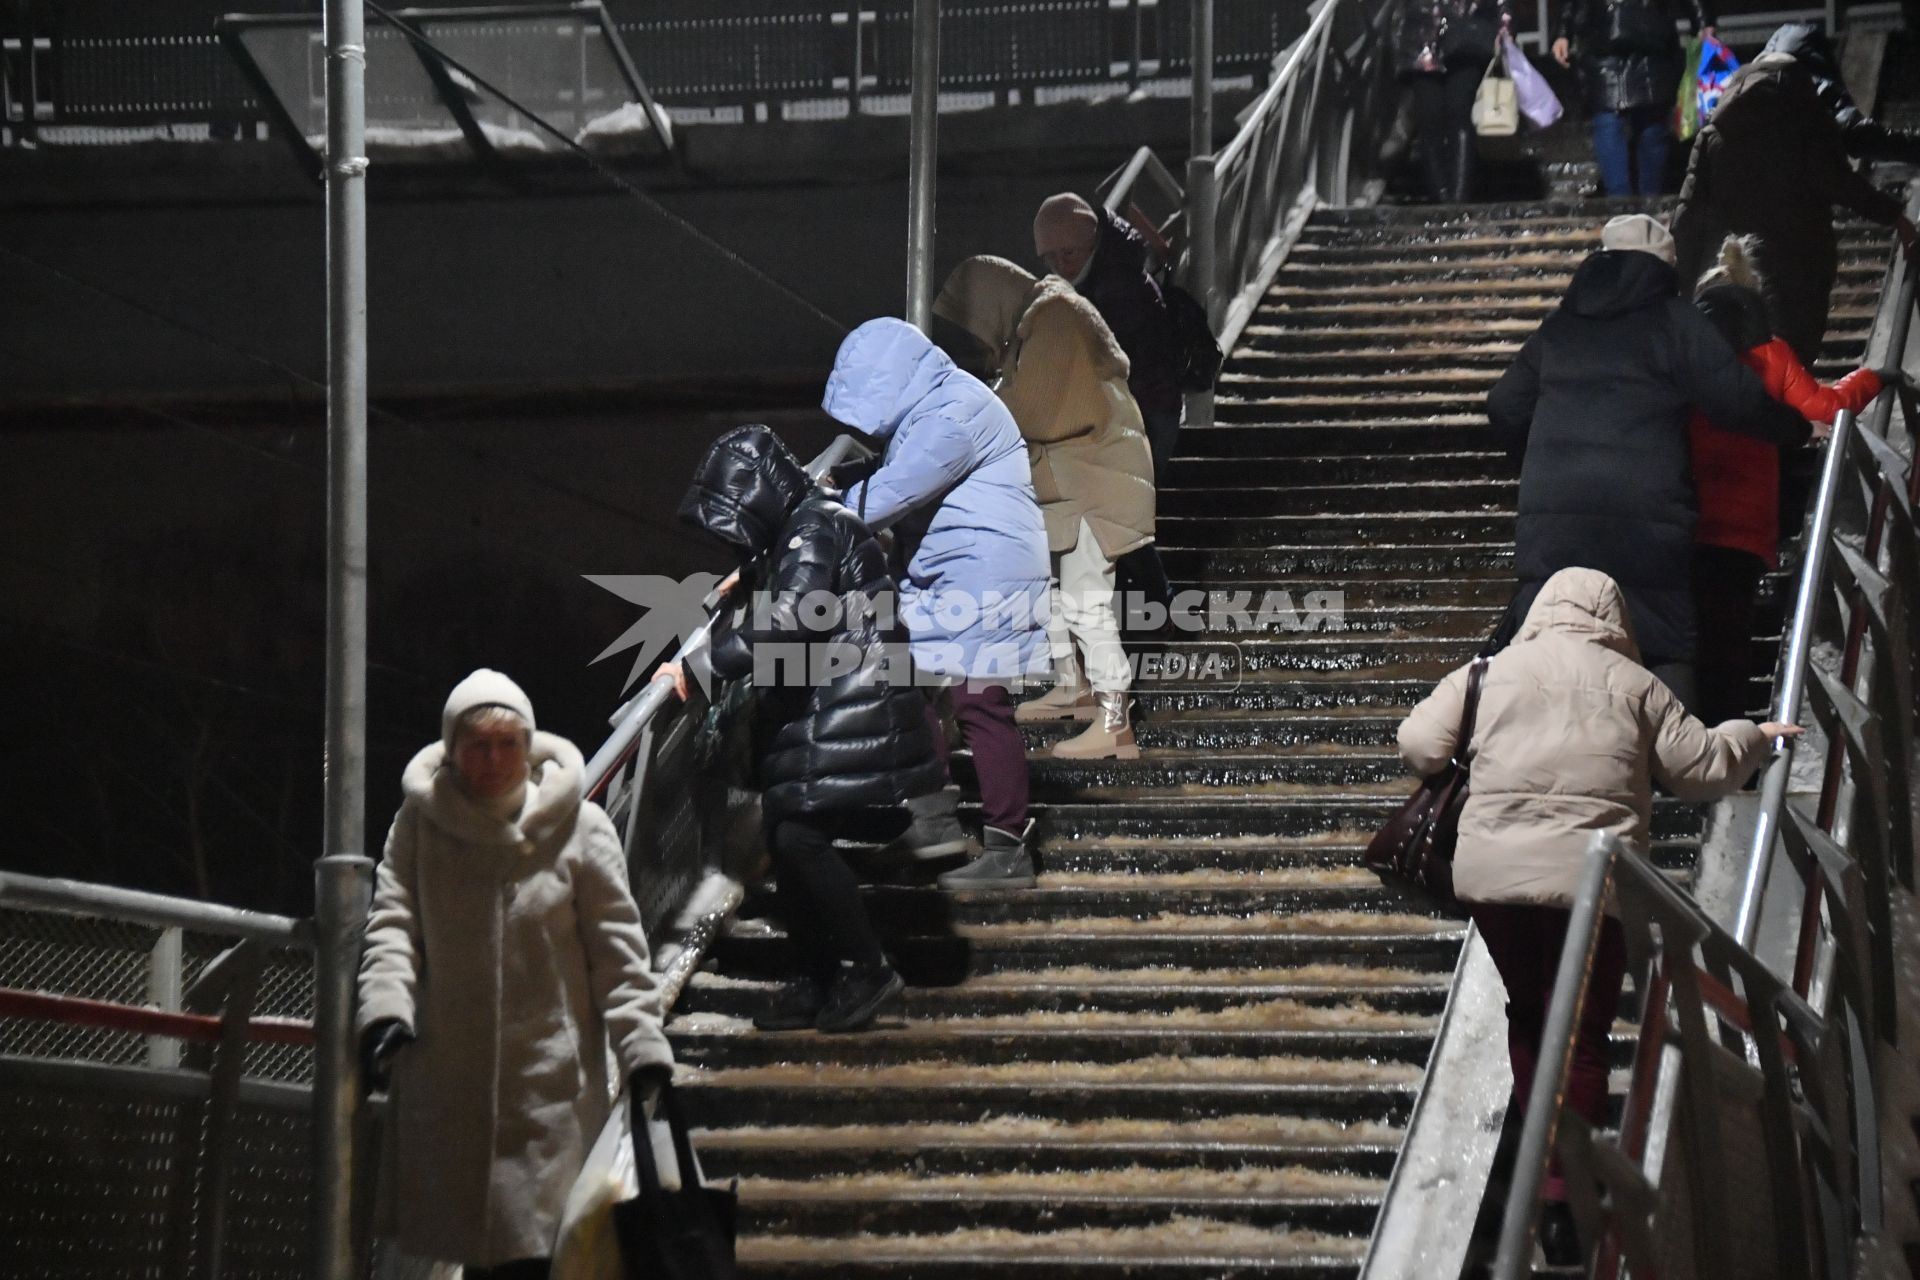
827,317,1052,888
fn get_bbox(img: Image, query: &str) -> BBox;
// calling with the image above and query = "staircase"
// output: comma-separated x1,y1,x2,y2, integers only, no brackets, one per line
664,199,1891,1277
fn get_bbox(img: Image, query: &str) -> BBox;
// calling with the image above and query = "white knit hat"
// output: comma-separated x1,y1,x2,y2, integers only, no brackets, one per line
1599,213,1677,266
441,668,535,754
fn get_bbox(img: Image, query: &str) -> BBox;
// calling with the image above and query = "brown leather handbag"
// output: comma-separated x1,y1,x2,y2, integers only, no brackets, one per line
1365,658,1488,916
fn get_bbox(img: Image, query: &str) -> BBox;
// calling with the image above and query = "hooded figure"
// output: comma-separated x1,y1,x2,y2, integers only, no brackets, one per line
678,423,945,818
1672,51,1917,365
358,670,674,1270
1762,22,1920,165
1398,568,1778,1258
676,424,942,1033
826,317,1050,684
935,255,1154,761
826,317,1050,888
1486,236,1811,693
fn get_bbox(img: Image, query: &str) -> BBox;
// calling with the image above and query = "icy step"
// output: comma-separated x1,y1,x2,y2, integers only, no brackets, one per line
1024,711,1407,752
735,1217,1370,1278
1155,512,1514,546
1159,544,1513,578
1159,479,1515,517
1161,453,1514,488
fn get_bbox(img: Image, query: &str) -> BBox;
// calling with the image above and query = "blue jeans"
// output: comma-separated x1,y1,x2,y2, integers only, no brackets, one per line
1591,106,1670,196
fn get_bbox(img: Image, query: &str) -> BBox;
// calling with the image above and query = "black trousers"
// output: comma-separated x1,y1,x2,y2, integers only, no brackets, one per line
467,1261,550,1280
1407,64,1482,200
769,814,887,980
1693,545,1769,725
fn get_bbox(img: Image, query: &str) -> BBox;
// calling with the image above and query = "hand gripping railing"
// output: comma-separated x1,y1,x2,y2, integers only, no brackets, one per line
1494,217,1920,1278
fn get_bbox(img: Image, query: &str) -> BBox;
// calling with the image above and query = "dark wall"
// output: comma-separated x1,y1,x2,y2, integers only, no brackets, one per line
0,402,841,911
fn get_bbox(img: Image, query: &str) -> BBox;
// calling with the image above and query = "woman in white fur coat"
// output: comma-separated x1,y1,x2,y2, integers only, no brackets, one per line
357,669,675,1279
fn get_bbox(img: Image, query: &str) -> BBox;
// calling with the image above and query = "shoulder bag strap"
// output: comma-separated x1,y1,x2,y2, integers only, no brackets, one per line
1454,658,1489,764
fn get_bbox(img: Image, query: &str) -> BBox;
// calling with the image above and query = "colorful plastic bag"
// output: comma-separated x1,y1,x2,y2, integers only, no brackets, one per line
1503,33,1563,130
1676,34,1739,140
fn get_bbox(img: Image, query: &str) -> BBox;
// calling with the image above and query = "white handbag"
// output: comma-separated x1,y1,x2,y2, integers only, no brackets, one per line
1472,46,1520,138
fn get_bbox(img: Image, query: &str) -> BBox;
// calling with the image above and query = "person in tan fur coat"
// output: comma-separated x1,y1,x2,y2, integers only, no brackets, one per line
357,669,674,1278
936,255,1156,760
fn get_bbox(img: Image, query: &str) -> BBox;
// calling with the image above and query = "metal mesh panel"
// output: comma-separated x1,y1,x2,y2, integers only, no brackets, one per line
620,12,841,100
871,1,1111,91
1162,0,1312,74
0,906,316,1083
0,1081,180,1278
51,35,259,121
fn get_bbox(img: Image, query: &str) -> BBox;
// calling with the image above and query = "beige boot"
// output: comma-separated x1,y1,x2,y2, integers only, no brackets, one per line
1015,678,1096,724
1050,691,1139,760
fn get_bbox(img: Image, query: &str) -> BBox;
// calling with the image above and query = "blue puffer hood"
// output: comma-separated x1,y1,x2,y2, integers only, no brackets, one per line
822,318,957,440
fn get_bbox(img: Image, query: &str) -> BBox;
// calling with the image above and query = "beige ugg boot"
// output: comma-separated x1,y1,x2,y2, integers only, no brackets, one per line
1049,691,1139,760
1015,663,1096,723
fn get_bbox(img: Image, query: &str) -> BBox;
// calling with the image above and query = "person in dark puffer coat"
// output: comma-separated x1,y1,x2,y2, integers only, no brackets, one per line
672,423,945,1034
1672,51,1918,368
1487,215,1811,712
1392,0,1514,203
1033,194,1184,482
1553,0,1713,196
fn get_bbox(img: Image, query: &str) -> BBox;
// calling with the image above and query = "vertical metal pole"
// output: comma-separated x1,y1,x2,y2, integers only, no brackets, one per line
1184,0,1217,427
148,927,184,1070
317,0,370,1274
1492,834,1621,1280
905,0,940,332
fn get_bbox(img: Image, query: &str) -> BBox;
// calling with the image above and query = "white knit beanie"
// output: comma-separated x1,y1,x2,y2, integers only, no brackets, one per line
1599,214,1677,266
441,668,536,755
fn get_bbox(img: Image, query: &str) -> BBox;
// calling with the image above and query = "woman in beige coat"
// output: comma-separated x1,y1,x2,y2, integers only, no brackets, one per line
1398,568,1795,1260
358,669,675,1278
935,255,1156,759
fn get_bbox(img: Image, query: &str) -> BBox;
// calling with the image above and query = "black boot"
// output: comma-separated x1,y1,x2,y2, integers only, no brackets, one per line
752,975,828,1032
816,961,904,1033
1418,134,1452,203
1539,1200,1582,1267
1449,127,1477,203
936,821,1037,890
877,785,973,861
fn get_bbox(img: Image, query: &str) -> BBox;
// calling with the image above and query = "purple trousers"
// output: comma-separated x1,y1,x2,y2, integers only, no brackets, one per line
924,684,1029,833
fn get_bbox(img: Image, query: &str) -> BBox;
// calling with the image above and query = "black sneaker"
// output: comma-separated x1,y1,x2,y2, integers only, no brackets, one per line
815,963,904,1033
1539,1200,1582,1267
752,976,827,1032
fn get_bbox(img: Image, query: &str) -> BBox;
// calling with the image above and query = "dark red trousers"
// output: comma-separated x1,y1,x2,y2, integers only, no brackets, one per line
923,683,1030,833
1470,902,1628,1201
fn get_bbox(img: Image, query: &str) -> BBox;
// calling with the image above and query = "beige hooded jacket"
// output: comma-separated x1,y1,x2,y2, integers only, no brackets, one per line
1398,568,1772,907
358,679,673,1267
935,255,1155,558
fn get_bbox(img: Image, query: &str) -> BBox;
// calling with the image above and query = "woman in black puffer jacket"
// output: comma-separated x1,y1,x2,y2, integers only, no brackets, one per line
1393,0,1513,202
672,423,945,1033
1553,0,1713,196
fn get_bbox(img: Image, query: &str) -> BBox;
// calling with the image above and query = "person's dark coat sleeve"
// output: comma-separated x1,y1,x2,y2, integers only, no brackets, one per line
1671,135,1716,284
1487,331,1544,458
1667,302,1812,447
1556,0,1585,41
1819,130,1907,226
708,510,840,680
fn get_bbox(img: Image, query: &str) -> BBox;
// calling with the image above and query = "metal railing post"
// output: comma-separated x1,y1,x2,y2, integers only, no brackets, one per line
1734,409,1860,951
313,854,373,1280
905,0,940,333
1491,834,1619,1280
317,0,369,1269
1184,0,1217,427
148,926,184,1070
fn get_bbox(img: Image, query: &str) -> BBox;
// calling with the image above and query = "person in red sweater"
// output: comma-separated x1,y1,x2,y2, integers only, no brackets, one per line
1690,235,1892,724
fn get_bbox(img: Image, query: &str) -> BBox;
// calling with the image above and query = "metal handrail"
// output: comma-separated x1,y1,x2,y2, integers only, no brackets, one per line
1739,254,1920,949
0,869,312,948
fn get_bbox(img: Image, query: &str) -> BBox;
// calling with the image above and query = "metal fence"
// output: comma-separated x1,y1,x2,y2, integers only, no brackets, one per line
1494,211,1920,1278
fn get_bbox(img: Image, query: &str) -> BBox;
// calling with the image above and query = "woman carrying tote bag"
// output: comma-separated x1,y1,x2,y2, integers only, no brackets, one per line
1391,0,1515,201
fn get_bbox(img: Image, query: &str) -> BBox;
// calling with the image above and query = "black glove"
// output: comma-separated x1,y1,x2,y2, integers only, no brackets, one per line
629,1063,673,1112
359,1018,414,1090
1872,367,1911,392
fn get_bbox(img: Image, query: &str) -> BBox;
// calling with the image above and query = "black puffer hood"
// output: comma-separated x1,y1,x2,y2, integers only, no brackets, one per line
678,424,813,556
1563,250,1677,319
1694,283,1772,352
